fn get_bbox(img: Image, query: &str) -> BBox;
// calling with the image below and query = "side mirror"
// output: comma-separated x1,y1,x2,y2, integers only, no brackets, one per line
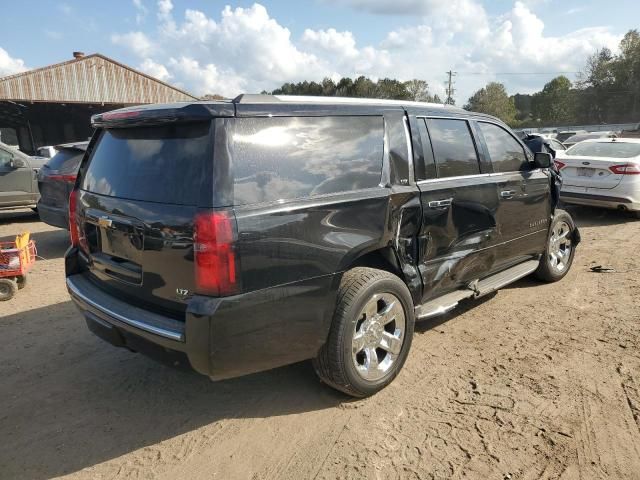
533,152,552,169
10,157,26,169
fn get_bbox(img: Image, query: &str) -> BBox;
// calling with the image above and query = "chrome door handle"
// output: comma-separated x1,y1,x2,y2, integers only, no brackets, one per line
428,198,453,209
500,190,516,199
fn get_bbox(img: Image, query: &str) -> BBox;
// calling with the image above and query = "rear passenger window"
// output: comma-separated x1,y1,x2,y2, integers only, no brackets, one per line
230,116,383,205
426,119,480,178
478,122,528,173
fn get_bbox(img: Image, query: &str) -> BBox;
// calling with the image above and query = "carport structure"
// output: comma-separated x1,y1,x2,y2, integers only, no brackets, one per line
0,52,198,154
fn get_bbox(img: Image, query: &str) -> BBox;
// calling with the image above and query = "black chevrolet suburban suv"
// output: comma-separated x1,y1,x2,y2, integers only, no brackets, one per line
66,95,578,397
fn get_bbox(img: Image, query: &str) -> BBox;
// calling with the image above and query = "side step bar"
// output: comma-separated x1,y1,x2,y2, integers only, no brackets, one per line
414,259,540,321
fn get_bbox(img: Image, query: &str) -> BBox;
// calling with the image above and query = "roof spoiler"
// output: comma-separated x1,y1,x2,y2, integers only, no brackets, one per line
91,101,235,128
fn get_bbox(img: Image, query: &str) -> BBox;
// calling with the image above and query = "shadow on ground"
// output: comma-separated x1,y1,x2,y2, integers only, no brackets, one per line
0,228,69,261
0,302,347,479
0,209,39,225
563,204,639,228
414,292,499,335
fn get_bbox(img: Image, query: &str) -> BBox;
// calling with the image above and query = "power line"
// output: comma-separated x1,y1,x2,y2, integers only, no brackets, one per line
457,71,580,76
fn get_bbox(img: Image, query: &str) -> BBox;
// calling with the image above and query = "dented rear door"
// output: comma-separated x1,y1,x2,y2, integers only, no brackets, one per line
415,117,500,302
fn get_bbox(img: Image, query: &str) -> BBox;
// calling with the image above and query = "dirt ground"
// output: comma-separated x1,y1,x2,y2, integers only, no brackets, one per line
1,206,639,480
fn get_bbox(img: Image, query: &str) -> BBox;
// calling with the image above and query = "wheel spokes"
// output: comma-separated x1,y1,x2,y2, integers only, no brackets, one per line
379,331,402,355
362,297,378,320
352,331,366,354
365,346,379,372
378,300,401,325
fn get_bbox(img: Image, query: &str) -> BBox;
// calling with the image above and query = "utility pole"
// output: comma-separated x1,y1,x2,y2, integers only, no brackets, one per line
445,70,457,105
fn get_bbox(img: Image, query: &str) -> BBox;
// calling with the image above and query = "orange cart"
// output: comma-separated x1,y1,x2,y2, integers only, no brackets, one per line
0,232,36,301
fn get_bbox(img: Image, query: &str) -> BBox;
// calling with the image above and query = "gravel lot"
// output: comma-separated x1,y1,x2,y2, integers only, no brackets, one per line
1,206,639,480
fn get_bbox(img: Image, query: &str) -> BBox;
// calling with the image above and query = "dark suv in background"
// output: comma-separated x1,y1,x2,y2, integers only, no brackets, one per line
37,141,88,229
66,95,578,397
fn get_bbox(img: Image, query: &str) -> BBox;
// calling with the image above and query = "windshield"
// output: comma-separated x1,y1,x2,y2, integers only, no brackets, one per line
81,122,211,205
45,148,84,172
565,142,640,158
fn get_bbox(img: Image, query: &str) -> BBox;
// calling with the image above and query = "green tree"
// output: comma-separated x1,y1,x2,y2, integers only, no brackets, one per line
531,76,576,125
576,47,616,123
512,93,533,122
321,77,336,96
375,78,411,99
613,30,640,119
335,77,354,96
464,82,517,125
403,79,435,102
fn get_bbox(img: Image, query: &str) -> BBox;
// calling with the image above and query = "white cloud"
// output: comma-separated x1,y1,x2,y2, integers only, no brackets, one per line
111,31,155,58
167,57,247,95
0,47,27,77
109,1,622,101
132,0,148,24
157,0,173,21
139,58,171,81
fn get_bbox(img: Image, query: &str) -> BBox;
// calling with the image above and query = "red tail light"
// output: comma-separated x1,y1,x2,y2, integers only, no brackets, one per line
194,211,238,296
609,163,640,175
69,189,80,246
49,173,77,183
554,160,566,170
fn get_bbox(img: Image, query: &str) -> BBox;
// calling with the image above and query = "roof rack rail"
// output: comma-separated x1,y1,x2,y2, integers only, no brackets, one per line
231,93,460,110
233,94,280,104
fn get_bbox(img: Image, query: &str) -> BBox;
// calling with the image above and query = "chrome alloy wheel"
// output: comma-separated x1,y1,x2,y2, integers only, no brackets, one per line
549,220,572,273
352,293,406,382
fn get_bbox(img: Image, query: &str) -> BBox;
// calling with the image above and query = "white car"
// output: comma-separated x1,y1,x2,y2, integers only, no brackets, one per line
556,138,640,217
35,146,59,158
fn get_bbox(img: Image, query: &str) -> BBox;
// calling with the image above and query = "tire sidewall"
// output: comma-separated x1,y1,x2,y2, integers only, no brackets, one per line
341,276,414,396
0,279,17,301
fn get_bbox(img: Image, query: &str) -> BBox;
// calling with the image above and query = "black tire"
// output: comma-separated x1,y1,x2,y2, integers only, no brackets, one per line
534,209,577,282
313,267,415,397
17,274,27,290
631,210,640,220
0,278,18,301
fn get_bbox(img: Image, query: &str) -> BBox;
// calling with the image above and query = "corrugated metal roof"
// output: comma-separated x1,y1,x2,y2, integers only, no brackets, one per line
0,54,197,104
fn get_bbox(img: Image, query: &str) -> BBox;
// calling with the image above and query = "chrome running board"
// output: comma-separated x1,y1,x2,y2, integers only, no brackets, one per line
414,259,540,321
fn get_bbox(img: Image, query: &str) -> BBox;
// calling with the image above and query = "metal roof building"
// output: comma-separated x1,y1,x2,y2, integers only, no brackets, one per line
0,52,198,153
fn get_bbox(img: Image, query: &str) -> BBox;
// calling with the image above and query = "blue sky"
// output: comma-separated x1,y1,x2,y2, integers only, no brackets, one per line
1,0,638,102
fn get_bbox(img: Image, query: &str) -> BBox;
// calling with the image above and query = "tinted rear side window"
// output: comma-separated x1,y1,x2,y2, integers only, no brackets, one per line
82,123,210,205
426,118,480,178
46,149,84,172
230,116,383,205
478,122,528,173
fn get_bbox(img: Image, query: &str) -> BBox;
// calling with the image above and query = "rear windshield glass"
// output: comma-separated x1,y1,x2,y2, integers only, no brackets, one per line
82,123,210,205
565,142,640,158
46,149,84,172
